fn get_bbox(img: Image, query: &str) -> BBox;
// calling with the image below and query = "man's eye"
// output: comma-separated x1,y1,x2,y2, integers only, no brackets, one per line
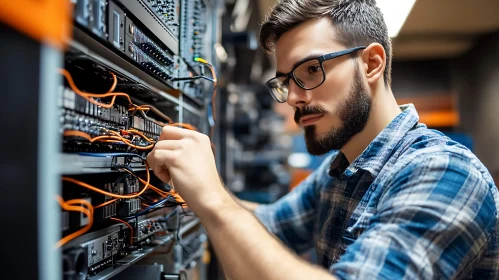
308,65,321,74
283,79,290,86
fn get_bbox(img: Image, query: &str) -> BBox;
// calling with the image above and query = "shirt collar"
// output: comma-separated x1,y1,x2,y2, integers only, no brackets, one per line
329,104,420,178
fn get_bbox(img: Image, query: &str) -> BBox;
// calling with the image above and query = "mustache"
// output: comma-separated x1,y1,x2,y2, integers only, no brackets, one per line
294,106,328,125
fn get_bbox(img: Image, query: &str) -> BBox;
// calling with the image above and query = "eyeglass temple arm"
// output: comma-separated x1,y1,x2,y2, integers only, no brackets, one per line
322,46,367,61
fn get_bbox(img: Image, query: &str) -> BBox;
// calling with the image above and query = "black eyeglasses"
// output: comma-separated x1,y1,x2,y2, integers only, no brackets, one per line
265,46,366,103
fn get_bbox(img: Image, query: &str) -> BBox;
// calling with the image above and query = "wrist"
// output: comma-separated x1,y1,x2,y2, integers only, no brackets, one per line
195,190,244,226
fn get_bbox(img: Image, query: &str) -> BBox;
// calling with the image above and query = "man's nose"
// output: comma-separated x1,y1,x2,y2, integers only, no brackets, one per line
286,78,311,107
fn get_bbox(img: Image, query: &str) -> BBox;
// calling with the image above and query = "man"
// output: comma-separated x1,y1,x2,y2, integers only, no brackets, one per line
147,0,499,279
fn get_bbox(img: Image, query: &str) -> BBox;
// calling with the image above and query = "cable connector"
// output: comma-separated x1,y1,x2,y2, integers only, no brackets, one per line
194,57,209,64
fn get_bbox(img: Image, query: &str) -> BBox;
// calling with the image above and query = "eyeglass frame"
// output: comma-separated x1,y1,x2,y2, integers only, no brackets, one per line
265,46,367,103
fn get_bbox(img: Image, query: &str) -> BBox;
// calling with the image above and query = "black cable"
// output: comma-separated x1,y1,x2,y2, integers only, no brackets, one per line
164,232,175,254
172,76,214,83
138,195,157,205
123,201,181,221
111,172,132,193
179,270,188,280
176,213,193,253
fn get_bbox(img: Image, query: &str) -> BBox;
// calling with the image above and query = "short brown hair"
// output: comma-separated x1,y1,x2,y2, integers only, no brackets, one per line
260,0,392,86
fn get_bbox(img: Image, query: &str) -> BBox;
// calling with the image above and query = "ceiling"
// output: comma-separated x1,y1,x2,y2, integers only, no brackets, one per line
394,0,499,59
255,0,499,60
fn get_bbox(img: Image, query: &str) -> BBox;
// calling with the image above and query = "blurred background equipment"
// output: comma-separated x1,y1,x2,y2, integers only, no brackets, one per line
218,0,499,202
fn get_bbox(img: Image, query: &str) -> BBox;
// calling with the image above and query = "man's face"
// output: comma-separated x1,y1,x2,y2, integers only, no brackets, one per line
275,18,372,155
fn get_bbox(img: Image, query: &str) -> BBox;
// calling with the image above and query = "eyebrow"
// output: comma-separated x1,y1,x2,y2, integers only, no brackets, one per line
275,53,325,76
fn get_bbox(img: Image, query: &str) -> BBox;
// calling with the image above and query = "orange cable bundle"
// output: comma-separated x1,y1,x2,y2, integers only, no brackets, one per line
59,69,203,142
55,196,94,248
63,130,155,150
58,68,133,108
122,169,167,195
127,129,156,143
62,162,151,199
59,68,174,124
107,130,155,150
121,168,185,205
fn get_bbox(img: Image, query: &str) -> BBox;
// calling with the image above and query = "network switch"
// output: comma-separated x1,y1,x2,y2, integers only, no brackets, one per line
141,0,180,39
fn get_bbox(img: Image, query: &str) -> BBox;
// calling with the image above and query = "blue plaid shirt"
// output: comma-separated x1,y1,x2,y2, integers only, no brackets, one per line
255,104,499,279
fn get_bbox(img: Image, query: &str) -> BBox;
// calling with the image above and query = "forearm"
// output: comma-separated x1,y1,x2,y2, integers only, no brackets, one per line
236,199,260,212
197,197,335,280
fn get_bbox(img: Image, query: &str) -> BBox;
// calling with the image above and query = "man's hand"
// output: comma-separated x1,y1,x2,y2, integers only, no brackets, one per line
147,126,334,280
146,126,230,212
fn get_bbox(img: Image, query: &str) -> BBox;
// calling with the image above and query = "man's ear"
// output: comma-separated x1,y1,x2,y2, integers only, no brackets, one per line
360,43,386,86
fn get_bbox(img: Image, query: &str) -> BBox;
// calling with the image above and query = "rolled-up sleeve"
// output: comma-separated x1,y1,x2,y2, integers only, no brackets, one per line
331,152,497,279
254,154,335,253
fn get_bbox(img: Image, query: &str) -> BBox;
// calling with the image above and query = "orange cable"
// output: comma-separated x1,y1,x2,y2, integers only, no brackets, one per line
128,106,150,111
107,130,155,150
60,69,200,140
170,123,198,131
121,169,185,204
63,130,121,143
207,64,218,122
55,196,94,248
63,130,93,141
122,169,167,195
99,140,125,143
131,108,170,127
59,68,132,108
134,105,174,124
59,69,173,124
62,162,150,199
110,217,134,245
107,72,118,93
127,129,156,143
95,198,119,209
123,171,167,196
63,130,155,150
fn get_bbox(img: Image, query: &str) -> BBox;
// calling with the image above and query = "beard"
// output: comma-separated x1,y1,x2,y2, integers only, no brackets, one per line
294,63,372,155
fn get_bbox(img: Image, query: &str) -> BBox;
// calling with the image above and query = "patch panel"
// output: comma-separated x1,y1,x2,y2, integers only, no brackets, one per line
132,27,176,67
128,43,175,82
59,86,129,134
140,0,180,39
129,114,163,139
180,0,208,70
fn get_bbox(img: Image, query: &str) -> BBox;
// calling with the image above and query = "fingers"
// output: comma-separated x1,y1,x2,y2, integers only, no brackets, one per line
154,140,183,151
147,149,175,183
147,139,184,183
147,149,177,168
159,125,195,141
154,167,171,183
